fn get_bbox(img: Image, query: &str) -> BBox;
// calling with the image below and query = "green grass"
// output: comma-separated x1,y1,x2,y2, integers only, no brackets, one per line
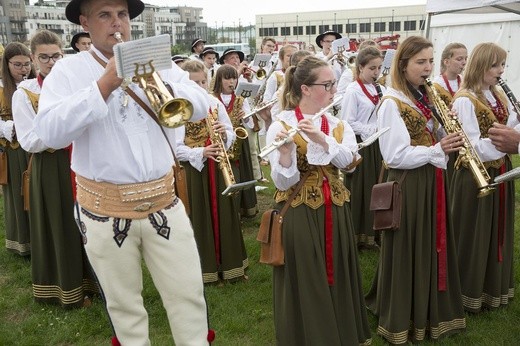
0,163,519,345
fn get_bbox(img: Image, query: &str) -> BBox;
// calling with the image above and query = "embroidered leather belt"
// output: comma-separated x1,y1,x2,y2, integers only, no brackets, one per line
76,169,176,219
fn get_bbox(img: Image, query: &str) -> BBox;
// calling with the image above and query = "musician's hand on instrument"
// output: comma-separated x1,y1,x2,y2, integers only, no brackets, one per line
97,57,124,100
203,143,222,161
212,120,227,136
256,106,272,122
275,130,295,155
489,122,520,154
237,109,247,122
298,119,326,146
440,132,464,154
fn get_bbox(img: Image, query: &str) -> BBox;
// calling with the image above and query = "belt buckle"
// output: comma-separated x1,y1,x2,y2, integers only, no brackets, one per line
134,201,155,212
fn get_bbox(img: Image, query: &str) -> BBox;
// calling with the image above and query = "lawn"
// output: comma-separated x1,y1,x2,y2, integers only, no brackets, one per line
0,163,519,345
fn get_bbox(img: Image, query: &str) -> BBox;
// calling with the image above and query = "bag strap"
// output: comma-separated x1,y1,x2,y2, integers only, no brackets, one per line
279,170,311,217
26,153,35,176
89,50,180,167
377,161,407,184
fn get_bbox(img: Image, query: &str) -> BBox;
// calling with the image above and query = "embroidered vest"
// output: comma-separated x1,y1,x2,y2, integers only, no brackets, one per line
382,96,434,147
453,90,509,168
0,87,20,149
433,83,453,108
274,120,350,209
184,118,209,148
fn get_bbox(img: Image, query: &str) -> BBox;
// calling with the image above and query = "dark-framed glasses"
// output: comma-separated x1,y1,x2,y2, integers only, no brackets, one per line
37,53,63,64
8,61,32,70
308,80,337,91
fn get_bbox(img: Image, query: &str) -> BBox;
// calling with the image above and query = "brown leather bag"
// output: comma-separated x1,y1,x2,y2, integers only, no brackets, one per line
370,169,407,231
21,154,34,211
0,150,8,185
173,162,190,216
257,171,310,266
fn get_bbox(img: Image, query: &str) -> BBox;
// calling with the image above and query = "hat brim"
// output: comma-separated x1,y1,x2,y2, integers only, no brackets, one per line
200,50,219,61
315,31,342,49
70,32,89,52
66,0,145,25
190,39,206,52
219,50,244,65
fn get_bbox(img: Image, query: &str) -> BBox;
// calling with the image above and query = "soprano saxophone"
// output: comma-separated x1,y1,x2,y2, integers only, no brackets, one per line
206,108,241,196
424,78,495,197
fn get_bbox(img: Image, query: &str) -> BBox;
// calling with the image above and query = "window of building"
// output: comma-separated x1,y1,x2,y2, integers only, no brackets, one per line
293,26,303,35
419,20,426,30
360,22,371,33
306,25,316,35
331,24,343,33
389,21,401,31
281,26,290,36
404,20,417,31
374,22,385,32
318,25,330,33
346,23,357,34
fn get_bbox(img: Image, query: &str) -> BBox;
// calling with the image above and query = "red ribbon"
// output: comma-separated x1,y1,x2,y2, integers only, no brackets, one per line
357,79,379,105
498,164,506,262
294,107,334,285
435,168,447,291
205,113,221,265
441,74,461,97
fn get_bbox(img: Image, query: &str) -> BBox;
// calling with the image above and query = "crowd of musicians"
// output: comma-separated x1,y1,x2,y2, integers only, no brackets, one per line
0,0,518,344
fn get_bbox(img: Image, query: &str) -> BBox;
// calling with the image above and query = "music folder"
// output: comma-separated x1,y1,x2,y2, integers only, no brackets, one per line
222,180,257,196
113,34,172,79
235,82,260,99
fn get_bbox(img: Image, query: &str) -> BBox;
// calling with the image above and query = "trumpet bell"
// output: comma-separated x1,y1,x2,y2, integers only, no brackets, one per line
158,98,194,128
256,68,266,80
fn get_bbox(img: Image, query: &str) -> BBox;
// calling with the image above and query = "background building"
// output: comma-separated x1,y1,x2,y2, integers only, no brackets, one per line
255,5,426,51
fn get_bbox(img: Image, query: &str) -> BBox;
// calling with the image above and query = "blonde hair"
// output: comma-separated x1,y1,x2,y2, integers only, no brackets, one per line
460,42,507,104
440,42,467,73
181,60,207,74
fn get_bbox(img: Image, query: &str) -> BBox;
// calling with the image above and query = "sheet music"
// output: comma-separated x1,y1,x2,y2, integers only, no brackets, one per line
235,82,260,99
113,34,172,79
332,37,350,54
252,53,272,67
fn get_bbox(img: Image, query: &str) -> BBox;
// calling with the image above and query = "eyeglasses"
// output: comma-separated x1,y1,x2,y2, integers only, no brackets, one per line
308,80,337,91
8,61,32,70
37,53,63,64
322,40,334,44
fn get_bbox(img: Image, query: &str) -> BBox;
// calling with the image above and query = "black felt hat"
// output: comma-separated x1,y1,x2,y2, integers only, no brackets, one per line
70,31,90,52
172,55,188,64
199,47,219,60
218,48,244,65
191,38,206,53
315,31,342,49
66,0,145,25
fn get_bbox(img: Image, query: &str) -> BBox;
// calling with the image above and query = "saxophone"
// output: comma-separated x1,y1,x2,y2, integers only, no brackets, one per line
227,93,248,160
206,108,240,196
424,78,495,197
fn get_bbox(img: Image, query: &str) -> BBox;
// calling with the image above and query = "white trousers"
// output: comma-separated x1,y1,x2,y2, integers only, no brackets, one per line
80,200,209,346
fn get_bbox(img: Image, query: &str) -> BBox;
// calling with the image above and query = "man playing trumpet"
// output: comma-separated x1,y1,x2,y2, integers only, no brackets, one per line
34,0,213,344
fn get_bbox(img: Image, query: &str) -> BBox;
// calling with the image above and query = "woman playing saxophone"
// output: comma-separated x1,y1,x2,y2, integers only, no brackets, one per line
175,60,249,283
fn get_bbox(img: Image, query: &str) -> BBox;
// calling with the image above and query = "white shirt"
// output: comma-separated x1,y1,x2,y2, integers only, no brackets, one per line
340,81,385,141
12,78,50,153
433,74,461,95
217,93,253,129
175,94,235,172
34,46,210,184
377,87,448,170
266,109,358,191
451,89,518,162
336,68,354,98
0,80,16,142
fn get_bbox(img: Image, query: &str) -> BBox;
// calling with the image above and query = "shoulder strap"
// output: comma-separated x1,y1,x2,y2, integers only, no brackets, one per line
279,170,311,217
88,50,181,167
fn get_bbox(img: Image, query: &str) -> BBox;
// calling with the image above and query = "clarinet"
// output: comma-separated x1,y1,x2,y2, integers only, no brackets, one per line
497,77,520,117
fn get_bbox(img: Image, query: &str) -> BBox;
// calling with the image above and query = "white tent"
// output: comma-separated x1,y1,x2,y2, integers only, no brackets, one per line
425,0,520,95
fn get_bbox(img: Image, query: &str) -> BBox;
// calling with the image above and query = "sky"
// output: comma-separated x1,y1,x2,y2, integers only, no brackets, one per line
145,0,428,27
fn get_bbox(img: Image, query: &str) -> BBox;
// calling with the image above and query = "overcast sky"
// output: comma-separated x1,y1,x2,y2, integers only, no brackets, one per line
126,0,426,26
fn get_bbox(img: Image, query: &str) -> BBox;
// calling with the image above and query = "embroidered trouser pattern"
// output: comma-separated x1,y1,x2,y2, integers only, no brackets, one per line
78,199,209,346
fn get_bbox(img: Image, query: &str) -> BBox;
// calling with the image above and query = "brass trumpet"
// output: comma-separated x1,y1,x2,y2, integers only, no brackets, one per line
114,32,193,128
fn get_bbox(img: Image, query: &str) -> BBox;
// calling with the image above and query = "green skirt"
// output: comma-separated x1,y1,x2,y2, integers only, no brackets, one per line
184,161,248,283
366,165,466,344
30,150,97,308
3,146,30,256
236,139,258,217
344,138,383,245
450,160,515,312
273,201,371,345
